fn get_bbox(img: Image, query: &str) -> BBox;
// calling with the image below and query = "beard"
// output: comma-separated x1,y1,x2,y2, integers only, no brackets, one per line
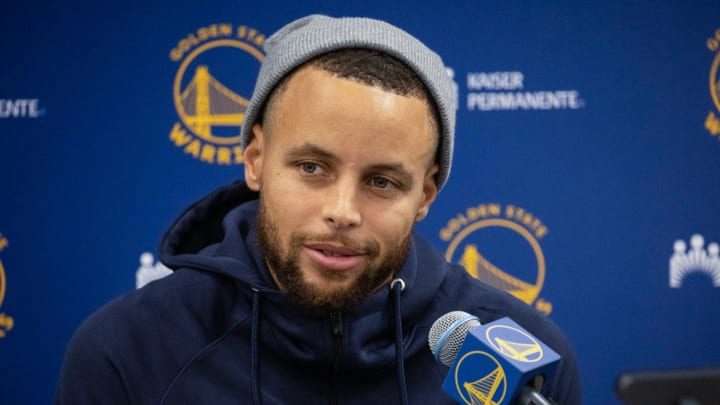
256,198,411,315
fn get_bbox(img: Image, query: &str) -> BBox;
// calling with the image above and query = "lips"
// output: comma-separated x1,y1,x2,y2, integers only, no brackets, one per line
303,243,364,271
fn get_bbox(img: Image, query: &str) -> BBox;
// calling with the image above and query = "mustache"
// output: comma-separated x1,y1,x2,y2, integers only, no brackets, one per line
291,231,380,257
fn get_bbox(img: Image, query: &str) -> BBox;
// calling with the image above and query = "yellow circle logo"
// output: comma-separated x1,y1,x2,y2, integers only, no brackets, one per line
0,233,14,338
168,24,265,165
454,350,507,405
709,28,720,114
705,28,720,137
440,204,552,314
485,324,543,363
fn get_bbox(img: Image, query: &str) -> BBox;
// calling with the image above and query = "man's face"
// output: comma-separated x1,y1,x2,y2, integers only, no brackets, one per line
244,67,439,314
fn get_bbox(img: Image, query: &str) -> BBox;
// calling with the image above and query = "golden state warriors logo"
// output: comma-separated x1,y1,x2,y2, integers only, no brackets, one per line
168,24,265,164
454,351,507,405
485,325,543,363
706,28,720,139
440,204,553,314
0,233,14,338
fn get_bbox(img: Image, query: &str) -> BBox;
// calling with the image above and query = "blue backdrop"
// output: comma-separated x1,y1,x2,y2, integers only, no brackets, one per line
1,1,720,404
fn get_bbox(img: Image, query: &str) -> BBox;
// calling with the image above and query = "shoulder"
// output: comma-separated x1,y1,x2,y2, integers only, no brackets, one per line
77,268,250,353
56,269,252,404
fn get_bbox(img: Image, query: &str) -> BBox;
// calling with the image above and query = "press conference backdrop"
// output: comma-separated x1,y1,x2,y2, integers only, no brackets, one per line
1,1,719,404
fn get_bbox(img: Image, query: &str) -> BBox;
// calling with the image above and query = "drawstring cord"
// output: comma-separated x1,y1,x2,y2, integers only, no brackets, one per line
390,278,408,405
251,288,264,405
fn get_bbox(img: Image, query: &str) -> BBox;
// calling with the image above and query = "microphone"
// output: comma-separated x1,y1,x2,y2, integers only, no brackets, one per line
428,311,560,405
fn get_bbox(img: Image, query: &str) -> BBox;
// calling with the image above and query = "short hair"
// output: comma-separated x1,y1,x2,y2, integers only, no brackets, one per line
260,48,440,162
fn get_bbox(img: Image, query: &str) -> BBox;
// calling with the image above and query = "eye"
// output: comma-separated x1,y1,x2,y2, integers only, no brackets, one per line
300,162,321,174
298,162,330,177
371,176,392,189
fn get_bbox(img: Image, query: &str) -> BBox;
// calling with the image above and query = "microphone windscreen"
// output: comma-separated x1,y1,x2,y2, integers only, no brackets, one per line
428,311,481,367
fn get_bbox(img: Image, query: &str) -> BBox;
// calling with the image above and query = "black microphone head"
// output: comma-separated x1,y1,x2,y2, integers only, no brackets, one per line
428,310,481,367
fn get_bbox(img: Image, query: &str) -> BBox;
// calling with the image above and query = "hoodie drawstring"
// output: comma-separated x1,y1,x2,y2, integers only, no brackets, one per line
251,288,264,405
390,278,408,405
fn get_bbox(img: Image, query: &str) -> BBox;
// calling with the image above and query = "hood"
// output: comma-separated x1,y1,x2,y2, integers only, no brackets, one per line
157,181,274,289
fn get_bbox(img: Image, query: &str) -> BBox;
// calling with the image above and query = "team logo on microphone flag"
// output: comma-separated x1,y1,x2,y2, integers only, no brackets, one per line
485,324,543,363
168,23,266,165
453,351,507,405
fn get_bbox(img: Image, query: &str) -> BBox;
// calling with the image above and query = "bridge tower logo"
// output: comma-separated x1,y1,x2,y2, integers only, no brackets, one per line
453,351,507,405
0,233,14,338
168,24,266,165
485,325,543,363
439,203,553,314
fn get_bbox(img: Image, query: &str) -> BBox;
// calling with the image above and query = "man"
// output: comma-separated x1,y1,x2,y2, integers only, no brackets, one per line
56,15,581,404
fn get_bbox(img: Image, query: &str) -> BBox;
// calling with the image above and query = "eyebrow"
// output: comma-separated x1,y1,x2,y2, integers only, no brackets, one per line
285,143,338,164
285,143,415,187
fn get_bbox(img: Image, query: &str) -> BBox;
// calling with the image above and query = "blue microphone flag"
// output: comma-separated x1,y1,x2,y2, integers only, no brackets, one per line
441,317,560,404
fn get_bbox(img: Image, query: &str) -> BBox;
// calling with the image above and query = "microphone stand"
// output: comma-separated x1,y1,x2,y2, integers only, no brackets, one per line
517,386,558,405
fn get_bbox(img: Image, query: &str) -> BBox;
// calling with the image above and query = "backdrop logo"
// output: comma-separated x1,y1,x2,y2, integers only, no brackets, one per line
135,252,171,289
445,67,460,109
168,24,265,165
454,351,507,405
0,233,15,338
439,204,553,314
669,234,720,288
466,71,584,112
706,28,720,139
0,99,44,118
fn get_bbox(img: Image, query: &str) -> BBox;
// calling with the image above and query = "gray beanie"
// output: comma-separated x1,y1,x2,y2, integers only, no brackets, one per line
240,14,457,190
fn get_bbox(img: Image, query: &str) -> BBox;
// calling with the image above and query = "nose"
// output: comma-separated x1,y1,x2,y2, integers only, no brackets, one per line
323,177,362,230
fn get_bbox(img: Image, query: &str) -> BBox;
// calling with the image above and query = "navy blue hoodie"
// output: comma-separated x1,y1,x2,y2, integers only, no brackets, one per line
56,182,581,404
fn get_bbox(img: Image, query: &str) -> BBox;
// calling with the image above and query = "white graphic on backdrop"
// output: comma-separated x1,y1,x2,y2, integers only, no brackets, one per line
445,67,460,110
0,98,44,118
669,234,720,288
466,71,585,111
136,252,172,289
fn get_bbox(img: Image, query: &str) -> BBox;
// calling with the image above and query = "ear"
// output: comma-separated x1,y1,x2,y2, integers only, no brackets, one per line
415,164,440,222
243,123,265,191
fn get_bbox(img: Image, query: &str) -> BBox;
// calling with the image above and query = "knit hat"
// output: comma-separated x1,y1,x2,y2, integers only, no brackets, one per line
240,14,457,190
